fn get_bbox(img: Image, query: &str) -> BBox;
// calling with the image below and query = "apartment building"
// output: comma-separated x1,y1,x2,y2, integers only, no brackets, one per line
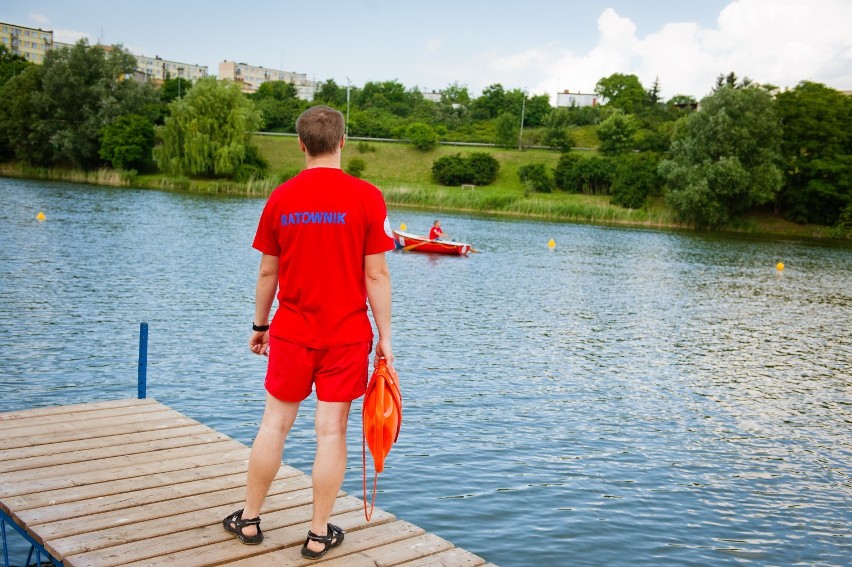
219,60,316,100
0,22,53,63
135,54,207,83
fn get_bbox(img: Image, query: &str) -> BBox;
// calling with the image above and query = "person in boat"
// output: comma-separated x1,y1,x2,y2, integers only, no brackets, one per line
224,105,395,560
429,219,449,240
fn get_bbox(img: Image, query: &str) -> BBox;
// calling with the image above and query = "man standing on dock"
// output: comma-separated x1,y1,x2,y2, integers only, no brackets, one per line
224,105,395,560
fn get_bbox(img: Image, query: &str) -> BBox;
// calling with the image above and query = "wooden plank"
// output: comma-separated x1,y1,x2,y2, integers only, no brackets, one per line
0,398,157,423
0,410,199,450
0,446,250,501
0,422,209,462
0,400,169,432
226,519,424,567
0,406,198,449
18,466,298,525
30,477,299,541
320,532,455,566
47,477,322,560
64,496,389,567
1,438,244,485
2,458,280,513
0,428,230,474
396,548,487,567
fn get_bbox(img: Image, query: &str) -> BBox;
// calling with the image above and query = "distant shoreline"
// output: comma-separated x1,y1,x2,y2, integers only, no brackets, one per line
2,163,847,241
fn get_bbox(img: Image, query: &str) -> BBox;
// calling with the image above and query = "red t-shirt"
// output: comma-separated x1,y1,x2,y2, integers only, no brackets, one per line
429,226,443,240
252,167,395,348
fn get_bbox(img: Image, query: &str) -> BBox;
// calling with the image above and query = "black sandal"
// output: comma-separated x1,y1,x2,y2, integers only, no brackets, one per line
223,509,264,545
301,523,344,559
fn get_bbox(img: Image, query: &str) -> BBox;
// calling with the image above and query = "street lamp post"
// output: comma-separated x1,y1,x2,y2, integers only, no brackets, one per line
518,88,527,150
177,66,184,99
345,77,351,138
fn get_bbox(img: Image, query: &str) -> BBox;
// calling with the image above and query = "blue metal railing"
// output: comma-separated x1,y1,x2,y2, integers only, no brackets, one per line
0,323,149,567
1,510,62,566
138,322,148,399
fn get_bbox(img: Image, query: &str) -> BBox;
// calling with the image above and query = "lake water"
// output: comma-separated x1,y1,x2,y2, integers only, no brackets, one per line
1,177,850,566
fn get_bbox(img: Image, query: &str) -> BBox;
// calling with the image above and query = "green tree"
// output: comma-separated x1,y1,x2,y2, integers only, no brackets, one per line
0,44,30,86
0,40,158,168
157,77,262,177
659,85,782,228
41,40,144,169
611,152,663,208
596,110,638,155
99,113,155,170
405,122,438,151
472,83,506,119
253,80,298,101
0,65,51,163
595,73,646,114
495,112,519,148
775,81,852,225
315,79,347,106
523,93,552,127
160,77,193,103
441,82,471,106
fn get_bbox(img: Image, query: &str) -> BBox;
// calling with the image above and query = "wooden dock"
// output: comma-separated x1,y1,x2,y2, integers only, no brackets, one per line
0,398,494,566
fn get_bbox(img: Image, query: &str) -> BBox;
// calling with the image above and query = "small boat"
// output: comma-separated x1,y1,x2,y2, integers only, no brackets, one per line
393,230,472,256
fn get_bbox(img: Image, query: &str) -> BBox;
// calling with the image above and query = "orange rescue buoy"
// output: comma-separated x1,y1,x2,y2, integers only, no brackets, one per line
362,357,402,520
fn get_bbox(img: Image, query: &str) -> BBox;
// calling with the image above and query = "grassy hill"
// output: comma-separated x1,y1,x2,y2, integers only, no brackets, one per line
251,133,842,238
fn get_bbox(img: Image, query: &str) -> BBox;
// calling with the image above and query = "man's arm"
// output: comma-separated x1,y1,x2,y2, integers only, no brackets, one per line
250,253,279,356
365,252,393,367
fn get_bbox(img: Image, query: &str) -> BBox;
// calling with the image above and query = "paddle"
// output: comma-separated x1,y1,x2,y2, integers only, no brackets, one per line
402,238,437,251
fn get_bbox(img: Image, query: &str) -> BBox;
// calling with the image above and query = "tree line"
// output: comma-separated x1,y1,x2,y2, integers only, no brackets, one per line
0,41,849,232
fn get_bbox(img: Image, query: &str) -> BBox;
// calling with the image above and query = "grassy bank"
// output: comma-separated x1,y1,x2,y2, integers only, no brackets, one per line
2,136,845,239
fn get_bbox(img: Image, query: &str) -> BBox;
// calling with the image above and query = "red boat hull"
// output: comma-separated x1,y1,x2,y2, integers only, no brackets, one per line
393,230,471,255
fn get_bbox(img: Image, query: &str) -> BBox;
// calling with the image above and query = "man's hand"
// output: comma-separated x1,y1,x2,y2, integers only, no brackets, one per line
250,330,270,357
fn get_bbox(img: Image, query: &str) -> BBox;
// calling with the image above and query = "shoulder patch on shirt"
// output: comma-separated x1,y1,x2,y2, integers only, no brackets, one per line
383,216,393,238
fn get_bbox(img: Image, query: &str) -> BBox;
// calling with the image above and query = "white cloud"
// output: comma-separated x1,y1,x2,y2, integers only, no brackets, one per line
487,0,852,101
29,12,51,26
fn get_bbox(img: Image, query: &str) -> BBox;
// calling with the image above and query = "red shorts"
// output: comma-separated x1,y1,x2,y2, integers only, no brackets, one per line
265,336,371,402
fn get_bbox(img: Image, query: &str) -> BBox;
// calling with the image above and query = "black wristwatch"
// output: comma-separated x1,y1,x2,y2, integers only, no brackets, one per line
252,323,270,332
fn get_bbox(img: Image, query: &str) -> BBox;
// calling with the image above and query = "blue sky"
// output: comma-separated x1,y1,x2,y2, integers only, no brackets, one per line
5,0,851,101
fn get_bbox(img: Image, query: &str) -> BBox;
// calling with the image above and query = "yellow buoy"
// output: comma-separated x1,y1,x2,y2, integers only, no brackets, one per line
776,262,785,271
400,222,407,231
547,238,556,249
36,211,46,221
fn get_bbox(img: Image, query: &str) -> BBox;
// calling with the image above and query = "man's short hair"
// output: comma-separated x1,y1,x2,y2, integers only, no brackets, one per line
296,105,345,156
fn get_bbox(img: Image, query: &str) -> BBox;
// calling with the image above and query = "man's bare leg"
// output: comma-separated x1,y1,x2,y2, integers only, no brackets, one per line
306,400,351,553
239,393,300,536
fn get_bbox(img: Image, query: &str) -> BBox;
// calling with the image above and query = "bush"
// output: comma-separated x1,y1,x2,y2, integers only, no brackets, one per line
432,152,500,186
356,141,377,153
518,163,554,193
233,163,264,182
99,114,155,171
554,153,582,190
610,153,663,208
346,157,367,178
406,122,438,151
432,154,468,186
556,154,614,195
466,152,499,185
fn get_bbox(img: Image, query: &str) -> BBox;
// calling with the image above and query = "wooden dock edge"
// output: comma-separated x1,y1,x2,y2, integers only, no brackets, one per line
0,398,495,566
